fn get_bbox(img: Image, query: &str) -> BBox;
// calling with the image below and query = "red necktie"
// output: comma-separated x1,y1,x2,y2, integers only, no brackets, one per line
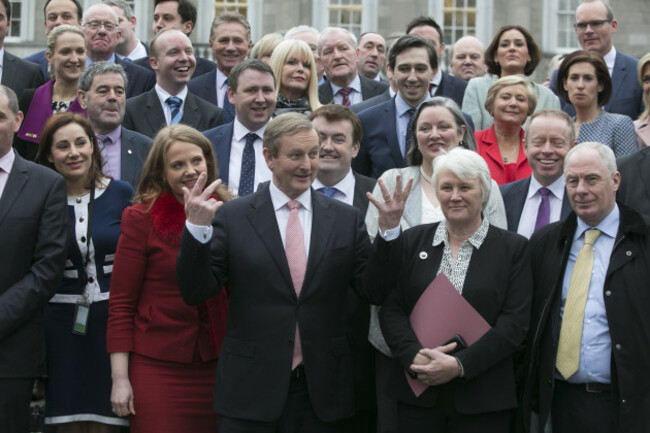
338,87,352,106
286,200,306,369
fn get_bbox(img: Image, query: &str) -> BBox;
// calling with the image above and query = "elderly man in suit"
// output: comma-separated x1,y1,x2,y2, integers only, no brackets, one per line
177,112,402,433
0,1,45,97
203,59,274,197
123,27,222,139
188,12,252,124
523,141,650,433
24,0,83,79
448,36,487,81
0,85,68,433
500,109,575,238
317,27,388,106
81,3,155,99
549,0,643,120
77,62,151,188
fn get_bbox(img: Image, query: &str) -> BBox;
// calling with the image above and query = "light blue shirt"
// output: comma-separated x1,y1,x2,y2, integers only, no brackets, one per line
86,53,116,66
395,94,425,157
330,75,362,106
560,204,619,384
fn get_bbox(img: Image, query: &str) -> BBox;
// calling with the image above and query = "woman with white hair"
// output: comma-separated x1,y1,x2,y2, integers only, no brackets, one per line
376,147,532,432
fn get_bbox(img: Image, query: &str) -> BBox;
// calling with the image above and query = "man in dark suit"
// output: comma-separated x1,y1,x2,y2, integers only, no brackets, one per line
105,0,149,61
188,12,252,124
549,0,643,120
123,28,222,139
353,35,436,179
0,85,68,433
406,16,467,107
356,32,387,83
0,1,45,97
24,0,83,79
82,3,155,99
617,147,650,223
500,109,575,237
134,0,216,79
77,62,151,188
177,113,397,433
203,59,274,197
523,141,650,433
317,27,388,105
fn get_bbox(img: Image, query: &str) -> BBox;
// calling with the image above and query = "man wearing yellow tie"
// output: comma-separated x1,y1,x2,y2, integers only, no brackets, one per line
522,141,650,433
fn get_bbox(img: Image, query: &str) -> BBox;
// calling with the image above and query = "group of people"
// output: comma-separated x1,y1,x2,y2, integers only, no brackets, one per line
1,0,650,433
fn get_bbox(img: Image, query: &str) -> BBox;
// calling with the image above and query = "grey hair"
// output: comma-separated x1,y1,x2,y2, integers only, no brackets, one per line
285,25,319,40
564,141,617,176
524,108,576,144
78,61,128,92
101,0,133,20
432,147,492,209
318,27,358,54
82,3,119,25
0,85,19,115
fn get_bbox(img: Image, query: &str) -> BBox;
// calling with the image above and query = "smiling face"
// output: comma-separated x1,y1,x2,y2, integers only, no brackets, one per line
495,29,531,76
279,50,311,100
416,105,465,165
356,32,386,79
228,68,276,131
575,1,617,56
83,4,120,61
211,21,251,76
563,61,603,110
493,84,529,125
44,0,81,34
78,71,126,134
264,128,320,199
151,29,196,94
47,122,94,186
390,46,434,108
524,114,574,186
47,31,86,83
319,29,358,87
289,31,323,79
312,116,358,184
437,169,483,228
164,140,207,203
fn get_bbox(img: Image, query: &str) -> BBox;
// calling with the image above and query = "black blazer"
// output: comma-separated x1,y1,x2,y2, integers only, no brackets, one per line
1,51,45,98
188,69,218,105
435,71,467,108
0,154,68,377
617,147,650,223
379,223,532,414
123,88,223,138
119,127,152,188
318,74,388,105
499,176,573,232
115,56,156,99
134,55,216,79
177,183,391,423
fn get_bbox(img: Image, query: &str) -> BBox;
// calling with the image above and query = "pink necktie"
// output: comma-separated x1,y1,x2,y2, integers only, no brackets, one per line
286,200,306,369
338,87,352,106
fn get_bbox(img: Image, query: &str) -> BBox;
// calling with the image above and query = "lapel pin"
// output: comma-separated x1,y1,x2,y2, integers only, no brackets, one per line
127,149,132,154
419,251,428,259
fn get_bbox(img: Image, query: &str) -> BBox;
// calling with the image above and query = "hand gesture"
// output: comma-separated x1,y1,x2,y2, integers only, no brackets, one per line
183,172,224,226
366,175,413,234
110,377,136,417
410,342,460,386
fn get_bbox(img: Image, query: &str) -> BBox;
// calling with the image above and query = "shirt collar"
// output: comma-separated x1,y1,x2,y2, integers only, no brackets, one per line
575,203,619,241
527,175,566,200
432,217,490,249
233,118,266,142
603,46,617,73
312,169,355,198
0,147,15,174
217,68,229,89
395,93,425,116
430,68,442,87
155,83,188,102
269,181,312,213
103,125,122,144
330,74,362,95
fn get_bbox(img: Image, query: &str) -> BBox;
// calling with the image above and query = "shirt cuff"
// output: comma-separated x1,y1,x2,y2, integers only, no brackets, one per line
378,226,401,241
185,221,213,244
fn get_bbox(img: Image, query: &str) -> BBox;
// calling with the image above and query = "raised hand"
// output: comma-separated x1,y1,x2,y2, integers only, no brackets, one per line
366,174,413,233
183,172,224,226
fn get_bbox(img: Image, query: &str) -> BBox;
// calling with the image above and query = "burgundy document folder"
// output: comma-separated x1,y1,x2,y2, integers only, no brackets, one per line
407,272,491,396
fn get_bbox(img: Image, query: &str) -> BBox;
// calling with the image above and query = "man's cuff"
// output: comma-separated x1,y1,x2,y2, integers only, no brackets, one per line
186,221,213,244
378,226,401,241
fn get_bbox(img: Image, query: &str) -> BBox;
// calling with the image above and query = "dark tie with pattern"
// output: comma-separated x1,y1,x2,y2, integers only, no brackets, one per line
222,78,236,124
166,96,182,124
534,187,551,231
238,132,257,196
318,187,339,198
404,108,416,157
338,87,352,106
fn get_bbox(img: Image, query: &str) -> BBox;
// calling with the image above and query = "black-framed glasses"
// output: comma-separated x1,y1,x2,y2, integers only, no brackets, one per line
573,19,612,32
83,21,117,32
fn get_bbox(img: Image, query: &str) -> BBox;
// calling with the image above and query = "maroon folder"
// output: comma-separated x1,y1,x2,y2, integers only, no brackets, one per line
407,272,491,396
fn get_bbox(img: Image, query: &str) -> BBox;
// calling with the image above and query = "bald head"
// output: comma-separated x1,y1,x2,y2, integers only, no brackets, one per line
449,36,486,80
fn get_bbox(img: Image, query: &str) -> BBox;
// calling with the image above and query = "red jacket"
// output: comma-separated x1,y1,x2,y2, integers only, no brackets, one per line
475,125,531,185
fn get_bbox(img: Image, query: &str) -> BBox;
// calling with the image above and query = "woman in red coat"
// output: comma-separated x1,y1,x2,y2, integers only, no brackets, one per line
107,125,230,432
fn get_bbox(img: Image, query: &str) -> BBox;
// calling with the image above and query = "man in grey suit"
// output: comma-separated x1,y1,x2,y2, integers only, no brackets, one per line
123,27,223,139
78,62,151,188
500,109,575,238
0,85,67,433
0,0,45,97
317,27,388,106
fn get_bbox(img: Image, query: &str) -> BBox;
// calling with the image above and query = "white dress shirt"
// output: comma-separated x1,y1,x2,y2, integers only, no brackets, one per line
227,119,272,196
312,169,356,206
517,175,566,239
330,75,363,105
155,84,188,125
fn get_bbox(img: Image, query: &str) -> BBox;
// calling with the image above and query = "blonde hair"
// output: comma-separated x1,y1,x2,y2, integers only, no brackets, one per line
270,39,322,112
484,74,537,118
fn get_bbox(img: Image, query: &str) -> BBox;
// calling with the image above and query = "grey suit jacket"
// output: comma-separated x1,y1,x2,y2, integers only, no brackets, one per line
2,51,45,98
122,88,224,138
119,127,153,188
318,74,388,105
0,153,67,377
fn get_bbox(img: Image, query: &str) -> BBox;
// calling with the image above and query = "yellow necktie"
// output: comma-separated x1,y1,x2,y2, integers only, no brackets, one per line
556,228,602,379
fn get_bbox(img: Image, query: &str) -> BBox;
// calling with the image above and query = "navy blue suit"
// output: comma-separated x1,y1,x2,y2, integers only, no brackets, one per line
550,50,643,119
499,176,572,232
188,69,218,105
23,50,49,81
203,122,234,188
119,127,153,188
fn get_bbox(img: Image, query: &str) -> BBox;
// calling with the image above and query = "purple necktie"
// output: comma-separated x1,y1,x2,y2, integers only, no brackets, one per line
534,187,551,231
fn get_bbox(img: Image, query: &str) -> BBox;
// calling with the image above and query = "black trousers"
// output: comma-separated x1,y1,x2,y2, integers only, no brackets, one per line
552,380,616,433
0,378,34,433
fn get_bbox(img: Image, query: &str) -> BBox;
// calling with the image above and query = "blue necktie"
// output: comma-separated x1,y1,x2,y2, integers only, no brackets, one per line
223,78,235,124
403,108,416,157
318,187,339,198
166,96,182,125
239,132,257,196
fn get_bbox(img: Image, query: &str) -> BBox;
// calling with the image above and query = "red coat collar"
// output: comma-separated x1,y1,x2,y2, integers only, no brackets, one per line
149,193,186,244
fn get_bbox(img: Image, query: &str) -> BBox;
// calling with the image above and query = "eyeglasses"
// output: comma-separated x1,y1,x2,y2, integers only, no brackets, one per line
573,19,612,32
83,21,117,32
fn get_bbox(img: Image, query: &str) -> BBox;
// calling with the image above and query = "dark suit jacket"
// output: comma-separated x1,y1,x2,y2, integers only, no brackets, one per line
123,88,223,138
550,50,643,119
204,121,234,187
379,223,532,413
23,49,49,80
499,176,572,232
0,154,67,377
435,71,467,108
134,55,216,79
176,183,390,423
115,56,156,99
523,204,650,433
2,51,45,98
318,74,389,105
188,69,218,105
350,89,391,114
119,127,152,188
617,147,650,223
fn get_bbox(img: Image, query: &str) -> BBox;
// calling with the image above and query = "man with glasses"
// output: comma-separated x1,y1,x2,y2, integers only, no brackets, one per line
82,3,155,98
549,0,643,120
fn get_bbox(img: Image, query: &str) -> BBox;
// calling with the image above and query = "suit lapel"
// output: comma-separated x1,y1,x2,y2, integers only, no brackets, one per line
508,178,530,230
302,192,335,296
217,125,233,185
181,93,200,125
144,90,165,137
384,101,404,166
607,52,625,111
560,189,572,220
1,52,15,89
120,129,135,182
0,154,30,226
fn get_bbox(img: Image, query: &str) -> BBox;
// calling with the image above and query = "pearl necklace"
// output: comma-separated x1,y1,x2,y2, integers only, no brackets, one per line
420,166,433,183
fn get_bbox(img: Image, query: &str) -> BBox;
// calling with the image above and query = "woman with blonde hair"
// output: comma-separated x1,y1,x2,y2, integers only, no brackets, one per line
250,32,283,63
270,38,322,116
634,53,650,148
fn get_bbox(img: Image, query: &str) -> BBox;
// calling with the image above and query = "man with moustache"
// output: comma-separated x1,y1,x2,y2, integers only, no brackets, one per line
448,36,487,80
